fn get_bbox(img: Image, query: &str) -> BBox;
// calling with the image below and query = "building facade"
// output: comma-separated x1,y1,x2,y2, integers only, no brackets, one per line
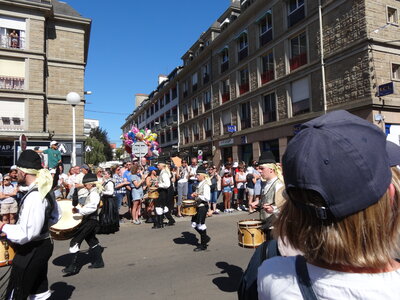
122,0,400,166
0,0,91,172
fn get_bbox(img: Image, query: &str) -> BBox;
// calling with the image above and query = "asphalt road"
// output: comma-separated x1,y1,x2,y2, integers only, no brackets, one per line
44,211,256,300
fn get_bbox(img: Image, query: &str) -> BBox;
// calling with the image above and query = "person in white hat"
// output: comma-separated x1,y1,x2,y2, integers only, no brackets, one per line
35,141,62,169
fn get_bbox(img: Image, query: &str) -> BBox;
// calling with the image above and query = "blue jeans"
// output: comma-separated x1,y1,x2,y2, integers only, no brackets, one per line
115,193,124,210
210,191,219,204
187,180,198,199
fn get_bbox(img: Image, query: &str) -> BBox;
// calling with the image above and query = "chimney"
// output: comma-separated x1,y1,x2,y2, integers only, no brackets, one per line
135,94,148,107
158,74,168,85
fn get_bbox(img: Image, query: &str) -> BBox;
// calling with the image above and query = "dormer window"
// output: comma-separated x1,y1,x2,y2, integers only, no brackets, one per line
237,31,248,62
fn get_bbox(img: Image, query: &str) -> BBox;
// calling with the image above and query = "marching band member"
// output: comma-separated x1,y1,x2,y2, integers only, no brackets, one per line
1,150,60,300
63,173,105,276
191,166,211,252
154,161,175,228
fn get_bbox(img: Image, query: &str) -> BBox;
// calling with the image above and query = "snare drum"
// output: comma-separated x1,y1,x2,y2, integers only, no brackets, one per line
181,200,197,216
0,238,15,267
50,199,83,240
237,219,266,248
148,188,159,199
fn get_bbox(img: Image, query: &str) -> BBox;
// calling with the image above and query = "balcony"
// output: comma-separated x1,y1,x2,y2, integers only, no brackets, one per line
0,117,24,131
167,115,178,125
241,119,251,130
0,35,25,50
183,114,188,121
239,83,249,95
259,30,272,47
204,102,211,111
0,77,24,90
261,70,274,84
192,84,197,92
161,120,167,127
205,130,212,138
183,91,188,98
194,134,199,140
289,52,307,71
238,47,248,62
221,61,229,73
221,92,230,103
203,74,209,84
288,5,305,27
193,108,198,117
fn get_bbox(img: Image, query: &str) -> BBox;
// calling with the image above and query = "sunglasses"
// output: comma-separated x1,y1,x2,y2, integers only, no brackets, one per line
3,178,10,181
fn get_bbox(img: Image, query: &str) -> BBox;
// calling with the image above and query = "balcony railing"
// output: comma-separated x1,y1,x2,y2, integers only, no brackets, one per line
221,92,230,103
241,119,251,130
0,35,25,49
292,98,310,116
193,108,198,117
203,74,209,84
238,47,248,61
261,70,274,84
259,30,272,47
0,118,24,131
289,52,307,71
0,77,24,90
161,120,167,127
167,115,178,125
204,102,211,111
239,82,249,95
288,5,305,27
221,61,229,73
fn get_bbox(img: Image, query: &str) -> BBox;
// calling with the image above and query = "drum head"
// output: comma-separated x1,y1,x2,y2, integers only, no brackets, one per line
51,199,83,231
182,200,195,205
238,219,263,226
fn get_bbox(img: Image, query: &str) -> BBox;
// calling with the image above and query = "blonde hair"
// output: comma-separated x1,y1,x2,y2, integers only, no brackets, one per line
274,168,400,268
263,163,284,183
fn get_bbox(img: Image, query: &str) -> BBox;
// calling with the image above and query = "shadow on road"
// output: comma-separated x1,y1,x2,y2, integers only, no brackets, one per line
211,261,243,293
173,231,198,246
49,281,75,300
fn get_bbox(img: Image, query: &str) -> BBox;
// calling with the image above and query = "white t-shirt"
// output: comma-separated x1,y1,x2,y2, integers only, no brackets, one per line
258,256,400,300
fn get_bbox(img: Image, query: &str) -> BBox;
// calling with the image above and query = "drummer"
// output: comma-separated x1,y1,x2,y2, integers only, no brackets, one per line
191,166,211,252
62,173,105,276
250,151,284,237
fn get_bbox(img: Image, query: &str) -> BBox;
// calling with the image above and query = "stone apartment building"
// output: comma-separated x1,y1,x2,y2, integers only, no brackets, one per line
0,0,91,172
178,0,400,165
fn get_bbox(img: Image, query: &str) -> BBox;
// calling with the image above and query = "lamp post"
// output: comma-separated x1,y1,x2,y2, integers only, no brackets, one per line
66,92,81,166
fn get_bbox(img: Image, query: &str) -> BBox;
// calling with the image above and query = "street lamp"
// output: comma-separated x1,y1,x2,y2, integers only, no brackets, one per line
66,92,81,167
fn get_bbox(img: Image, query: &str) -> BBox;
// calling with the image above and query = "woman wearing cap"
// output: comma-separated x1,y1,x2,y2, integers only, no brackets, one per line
191,166,211,251
63,173,105,276
1,150,60,299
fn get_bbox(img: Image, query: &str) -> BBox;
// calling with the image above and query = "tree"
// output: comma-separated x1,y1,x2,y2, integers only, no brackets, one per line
89,127,113,161
115,147,125,160
85,137,106,165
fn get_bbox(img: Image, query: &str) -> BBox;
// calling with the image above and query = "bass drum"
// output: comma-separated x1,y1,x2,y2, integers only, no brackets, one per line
50,199,83,240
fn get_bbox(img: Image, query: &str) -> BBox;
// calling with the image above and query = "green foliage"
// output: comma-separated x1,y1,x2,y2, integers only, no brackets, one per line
89,127,113,161
115,147,125,160
85,137,106,165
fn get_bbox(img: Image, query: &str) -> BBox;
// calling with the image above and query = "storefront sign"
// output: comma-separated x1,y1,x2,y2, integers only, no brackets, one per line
378,82,394,97
227,125,237,133
0,143,14,155
219,138,234,147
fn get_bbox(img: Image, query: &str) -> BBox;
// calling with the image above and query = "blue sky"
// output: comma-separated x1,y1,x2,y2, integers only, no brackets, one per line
65,0,231,145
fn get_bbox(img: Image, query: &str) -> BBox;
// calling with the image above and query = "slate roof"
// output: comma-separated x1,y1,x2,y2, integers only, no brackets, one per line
52,0,82,17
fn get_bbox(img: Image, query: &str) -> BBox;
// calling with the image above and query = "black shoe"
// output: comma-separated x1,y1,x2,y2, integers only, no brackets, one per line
62,253,80,276
88,245,104,269
193,245,207,252
203,235,211,245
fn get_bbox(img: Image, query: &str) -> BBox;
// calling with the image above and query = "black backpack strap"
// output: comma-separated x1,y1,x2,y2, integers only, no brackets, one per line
295,255,318,300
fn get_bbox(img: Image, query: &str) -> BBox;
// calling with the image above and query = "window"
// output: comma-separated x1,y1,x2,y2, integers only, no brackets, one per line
221,79,230,103
259,10,273,46
192,73,198,92
237,32,248,61
0,58,25,90
202,64,210,84
164,92,170,105
222,110,232,134
0,99,24,131
239,68,249,95
240,102,251,129
387,7,399,25
184,126,189,143
146,108,150,118
171,86,177,99
151,106,154,115
154,101,159,112
193,123,199,140
183,103,189,121
220,47,229,73
183,81,188,98
204,90,211,111
392,63,400,79
291,77,310,116
0,16,26,49
261,52,274,84
288,0,305,27
192,98,199,116
263,93,277,123
290,32,307,71
204,117,212,138
172,128,178,140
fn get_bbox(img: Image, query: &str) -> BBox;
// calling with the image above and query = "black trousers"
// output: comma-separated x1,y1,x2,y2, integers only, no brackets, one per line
70,219,99,249
6,238,53,299
191,205,208,225
156,188,168,209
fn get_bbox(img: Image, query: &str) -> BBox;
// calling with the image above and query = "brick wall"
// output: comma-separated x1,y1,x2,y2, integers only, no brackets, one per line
29,19,44,52
28,58,44,92
47,28,85,62
47,66,84,97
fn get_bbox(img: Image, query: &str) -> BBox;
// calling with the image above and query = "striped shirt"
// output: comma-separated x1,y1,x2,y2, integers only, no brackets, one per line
113,174,126,194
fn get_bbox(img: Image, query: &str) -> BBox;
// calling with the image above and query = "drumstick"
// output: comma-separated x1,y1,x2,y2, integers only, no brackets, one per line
248,206,261,215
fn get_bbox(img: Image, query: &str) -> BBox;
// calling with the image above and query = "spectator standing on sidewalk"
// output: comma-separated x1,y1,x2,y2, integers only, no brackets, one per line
187,157,198,199
176,160,189,217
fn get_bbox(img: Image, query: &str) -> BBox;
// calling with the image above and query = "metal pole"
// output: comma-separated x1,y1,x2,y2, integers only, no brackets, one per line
72,104,76,166
319,0,327,114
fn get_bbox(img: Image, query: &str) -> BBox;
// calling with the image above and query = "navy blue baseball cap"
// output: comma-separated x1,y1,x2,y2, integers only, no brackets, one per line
386,141,400,167
283,110,392,219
